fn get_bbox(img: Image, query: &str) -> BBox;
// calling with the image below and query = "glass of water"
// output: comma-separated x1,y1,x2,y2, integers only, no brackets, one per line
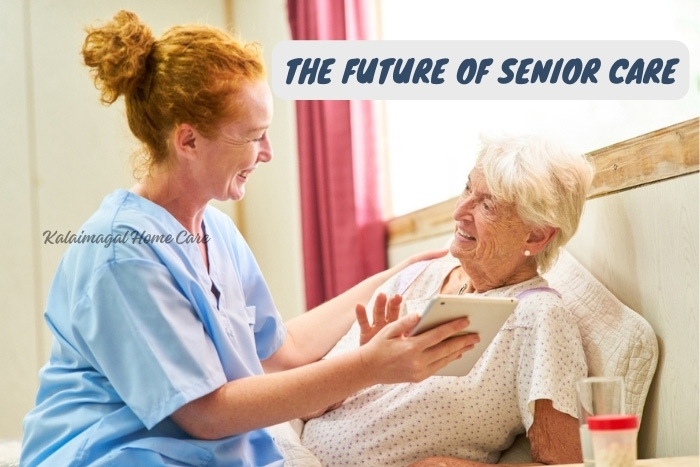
575,376,626,467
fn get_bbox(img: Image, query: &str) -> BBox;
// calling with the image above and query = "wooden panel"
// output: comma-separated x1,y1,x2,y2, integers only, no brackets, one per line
386,198,457,247
387,117,699,246
588,118,699,199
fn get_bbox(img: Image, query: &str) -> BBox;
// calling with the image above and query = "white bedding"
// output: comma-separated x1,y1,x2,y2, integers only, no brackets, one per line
0,440,20,467
268,420,321,467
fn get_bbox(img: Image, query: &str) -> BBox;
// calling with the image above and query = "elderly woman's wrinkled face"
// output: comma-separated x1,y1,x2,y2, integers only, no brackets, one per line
450,169,534,282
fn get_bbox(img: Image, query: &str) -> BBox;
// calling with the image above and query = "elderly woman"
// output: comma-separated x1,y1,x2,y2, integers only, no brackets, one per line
20,11,479,467
301,134,596,466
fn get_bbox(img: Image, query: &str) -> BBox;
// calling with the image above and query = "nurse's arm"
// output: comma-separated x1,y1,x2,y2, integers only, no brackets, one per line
171,312,474,440
262,248,448,372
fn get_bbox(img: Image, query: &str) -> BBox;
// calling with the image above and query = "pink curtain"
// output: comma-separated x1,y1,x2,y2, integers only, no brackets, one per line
287,0,387,309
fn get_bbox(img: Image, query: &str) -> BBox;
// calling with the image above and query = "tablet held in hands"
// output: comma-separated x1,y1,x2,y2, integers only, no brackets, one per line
410,295,518,376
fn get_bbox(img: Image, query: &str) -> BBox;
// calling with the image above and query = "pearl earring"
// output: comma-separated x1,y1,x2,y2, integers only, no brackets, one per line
524,250,531,257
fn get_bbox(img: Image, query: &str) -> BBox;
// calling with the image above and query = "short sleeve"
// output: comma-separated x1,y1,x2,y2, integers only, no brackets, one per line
73,259,227,429
516,296,587,431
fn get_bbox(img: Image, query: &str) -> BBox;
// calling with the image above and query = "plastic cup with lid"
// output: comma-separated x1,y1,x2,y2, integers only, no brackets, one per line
588,414,639,467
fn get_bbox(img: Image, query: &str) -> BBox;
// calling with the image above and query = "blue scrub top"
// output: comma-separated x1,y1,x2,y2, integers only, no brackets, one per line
21,190,287,466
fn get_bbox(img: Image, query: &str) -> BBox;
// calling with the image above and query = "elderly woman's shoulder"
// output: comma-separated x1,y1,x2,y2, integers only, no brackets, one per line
510,286,577,328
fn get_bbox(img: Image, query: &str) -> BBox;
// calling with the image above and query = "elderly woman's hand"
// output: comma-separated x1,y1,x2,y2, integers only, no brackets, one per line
356,293,402,345
354,248,448,346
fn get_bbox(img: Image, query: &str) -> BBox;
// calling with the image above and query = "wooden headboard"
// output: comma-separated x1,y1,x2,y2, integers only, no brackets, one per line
387,117,699,246
384,117,700,459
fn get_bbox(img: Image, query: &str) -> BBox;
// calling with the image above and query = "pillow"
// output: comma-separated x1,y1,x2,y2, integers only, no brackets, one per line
268,421,322,467
543,248,659,422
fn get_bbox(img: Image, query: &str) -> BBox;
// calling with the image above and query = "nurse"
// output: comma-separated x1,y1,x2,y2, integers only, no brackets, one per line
20,10,478,467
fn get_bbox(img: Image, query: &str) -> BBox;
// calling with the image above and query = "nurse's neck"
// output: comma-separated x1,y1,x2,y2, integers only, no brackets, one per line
132,177,211,272
131,170,208,238
130,177,208,238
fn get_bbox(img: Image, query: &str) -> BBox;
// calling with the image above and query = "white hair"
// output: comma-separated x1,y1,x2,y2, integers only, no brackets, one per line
474,133,595,272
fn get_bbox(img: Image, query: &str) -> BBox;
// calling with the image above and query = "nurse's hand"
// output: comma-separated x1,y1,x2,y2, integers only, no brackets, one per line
356,293,402,345
357,312,479,384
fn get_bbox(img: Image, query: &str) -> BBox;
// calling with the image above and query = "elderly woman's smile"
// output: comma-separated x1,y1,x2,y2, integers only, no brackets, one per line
456,227,476,241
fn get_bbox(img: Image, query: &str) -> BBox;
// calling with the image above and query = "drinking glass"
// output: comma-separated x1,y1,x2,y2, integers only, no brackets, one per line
575,376,626,467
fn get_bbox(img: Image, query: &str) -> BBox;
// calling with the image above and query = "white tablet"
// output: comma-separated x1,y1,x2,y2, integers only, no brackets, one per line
410,294,518,376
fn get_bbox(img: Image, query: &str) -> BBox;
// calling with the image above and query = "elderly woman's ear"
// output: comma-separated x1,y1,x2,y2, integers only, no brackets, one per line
525,225,558,256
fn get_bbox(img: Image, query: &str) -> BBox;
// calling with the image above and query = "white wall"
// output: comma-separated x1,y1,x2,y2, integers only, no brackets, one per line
0,0,40,441
231,0,306,322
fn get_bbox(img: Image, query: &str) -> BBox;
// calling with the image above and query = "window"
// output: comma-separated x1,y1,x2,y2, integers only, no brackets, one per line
377,0,699,217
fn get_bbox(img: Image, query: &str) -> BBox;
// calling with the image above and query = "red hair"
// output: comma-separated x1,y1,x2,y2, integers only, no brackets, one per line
82,10,266,172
